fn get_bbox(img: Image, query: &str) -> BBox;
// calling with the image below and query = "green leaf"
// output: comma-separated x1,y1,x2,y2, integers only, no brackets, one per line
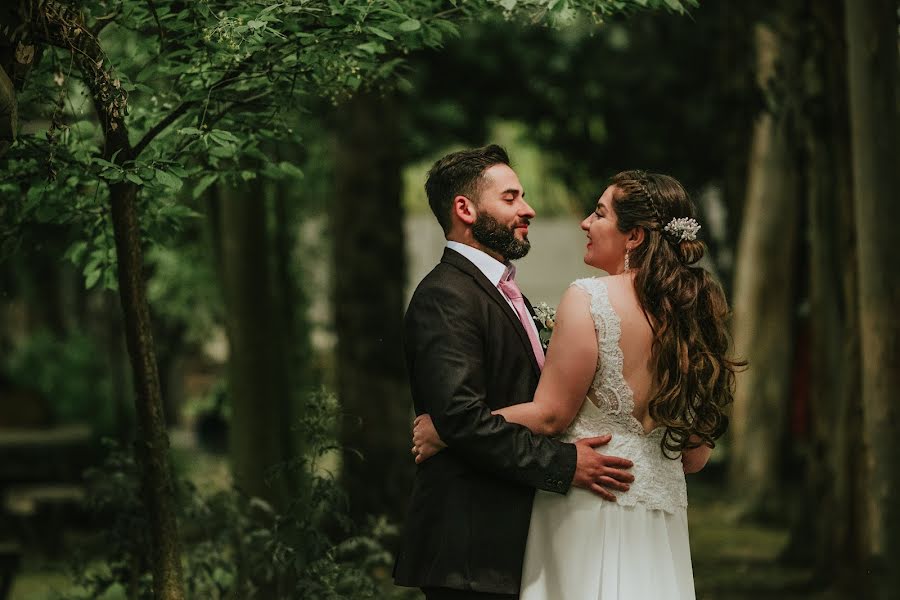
155,169,183,191
208,129,240,145
356,41,384,55
125,172,143,185
376,8,408,19
278,161,304,179
64,241,88,265
92,157,118,169
247,20,267,29
159,203,200,220
103,269,118,291
178,127,203,135
209,145,236,158
168,165,190,178
398,19,421,32
500,0,517,10
84,268,101,290
193,174,218,199
99,169,124,183
367,26,394,40
376,57,406,78
663,0,683,10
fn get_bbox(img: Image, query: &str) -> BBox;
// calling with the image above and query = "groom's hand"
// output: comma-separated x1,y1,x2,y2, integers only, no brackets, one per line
572,435,634,502
412,414,447,463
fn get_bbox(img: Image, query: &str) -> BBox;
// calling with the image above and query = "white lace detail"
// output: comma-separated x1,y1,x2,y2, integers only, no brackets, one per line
562,277,687,513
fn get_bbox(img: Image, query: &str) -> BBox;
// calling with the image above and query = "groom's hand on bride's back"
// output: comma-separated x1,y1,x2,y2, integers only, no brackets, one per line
572,435,634,502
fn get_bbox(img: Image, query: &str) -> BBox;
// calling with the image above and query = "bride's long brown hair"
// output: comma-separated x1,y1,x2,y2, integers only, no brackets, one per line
610,170,744,457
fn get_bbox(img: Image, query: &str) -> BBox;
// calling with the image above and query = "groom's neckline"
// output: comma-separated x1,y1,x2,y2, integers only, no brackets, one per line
445,241,509,287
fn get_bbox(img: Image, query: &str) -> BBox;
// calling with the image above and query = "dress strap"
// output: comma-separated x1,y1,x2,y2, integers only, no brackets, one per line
570,278,636,423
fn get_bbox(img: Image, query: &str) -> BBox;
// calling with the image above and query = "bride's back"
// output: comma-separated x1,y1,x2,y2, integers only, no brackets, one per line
603,273,658,434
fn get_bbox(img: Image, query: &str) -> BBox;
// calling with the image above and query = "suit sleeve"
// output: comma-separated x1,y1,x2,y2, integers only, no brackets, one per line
406,285,576,494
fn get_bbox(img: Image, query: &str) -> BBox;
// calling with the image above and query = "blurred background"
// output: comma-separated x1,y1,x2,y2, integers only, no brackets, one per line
0,0,897,598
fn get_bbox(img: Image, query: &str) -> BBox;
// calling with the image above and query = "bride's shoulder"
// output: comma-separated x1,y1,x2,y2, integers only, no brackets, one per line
569,276,606,293
555,280,597,330
601,273,630,288
597,273,636,299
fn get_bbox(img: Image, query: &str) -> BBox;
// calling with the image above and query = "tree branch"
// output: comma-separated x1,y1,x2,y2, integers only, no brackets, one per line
89,7,122,37
171,90,277,155
131,42,292,158
145,0,166,50
132,100,192,158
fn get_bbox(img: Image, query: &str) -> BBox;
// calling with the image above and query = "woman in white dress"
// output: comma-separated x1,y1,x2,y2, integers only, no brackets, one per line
413,170,743,600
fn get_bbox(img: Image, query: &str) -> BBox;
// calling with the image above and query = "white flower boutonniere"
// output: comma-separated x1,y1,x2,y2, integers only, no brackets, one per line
532,302,556,350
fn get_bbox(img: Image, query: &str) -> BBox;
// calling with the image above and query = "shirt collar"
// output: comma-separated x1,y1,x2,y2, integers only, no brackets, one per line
446,241,510,287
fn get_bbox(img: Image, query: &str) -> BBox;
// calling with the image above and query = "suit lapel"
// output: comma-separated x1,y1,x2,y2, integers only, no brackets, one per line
441,248,541,377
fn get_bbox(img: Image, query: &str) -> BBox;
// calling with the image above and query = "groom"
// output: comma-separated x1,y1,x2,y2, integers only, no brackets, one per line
393,145,634,600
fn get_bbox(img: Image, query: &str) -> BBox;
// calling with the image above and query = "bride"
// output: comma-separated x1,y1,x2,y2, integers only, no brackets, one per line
413,170,743,599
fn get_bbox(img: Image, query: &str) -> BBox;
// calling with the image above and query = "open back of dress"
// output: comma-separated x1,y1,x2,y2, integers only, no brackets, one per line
519,277,696,600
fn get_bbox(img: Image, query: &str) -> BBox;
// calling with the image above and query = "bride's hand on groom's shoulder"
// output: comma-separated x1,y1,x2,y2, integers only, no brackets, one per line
572,435,635,502
412,414,446,464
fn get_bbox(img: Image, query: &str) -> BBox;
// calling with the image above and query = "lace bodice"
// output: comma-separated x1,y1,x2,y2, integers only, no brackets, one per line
559,277,687,513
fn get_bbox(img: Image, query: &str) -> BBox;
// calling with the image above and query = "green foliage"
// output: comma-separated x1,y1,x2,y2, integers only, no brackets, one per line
4,329,116,432
402,1,752,211
3,0,695,286
60,389,408,600
145,241,222,346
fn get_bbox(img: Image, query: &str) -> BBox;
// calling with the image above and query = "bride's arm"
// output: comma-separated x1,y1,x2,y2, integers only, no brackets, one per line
492,286,598,436
412,286,596,460
682,437,712,473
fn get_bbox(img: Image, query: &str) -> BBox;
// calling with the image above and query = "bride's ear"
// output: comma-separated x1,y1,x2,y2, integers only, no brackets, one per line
626,227,645,250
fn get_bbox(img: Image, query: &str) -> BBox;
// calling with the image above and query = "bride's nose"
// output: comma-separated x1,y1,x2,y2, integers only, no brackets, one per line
580,215,592,230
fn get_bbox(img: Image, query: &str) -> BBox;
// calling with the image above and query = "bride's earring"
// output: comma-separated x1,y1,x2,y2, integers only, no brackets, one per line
624,250,630,273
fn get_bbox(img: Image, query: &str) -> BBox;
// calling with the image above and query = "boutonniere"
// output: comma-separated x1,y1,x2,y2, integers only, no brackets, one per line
532,302,556,350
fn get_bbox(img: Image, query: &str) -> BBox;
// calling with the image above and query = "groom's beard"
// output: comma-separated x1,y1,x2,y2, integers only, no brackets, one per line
472,212,531,260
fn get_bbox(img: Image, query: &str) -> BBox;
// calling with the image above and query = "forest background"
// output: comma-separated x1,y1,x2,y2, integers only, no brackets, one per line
0,0,897,599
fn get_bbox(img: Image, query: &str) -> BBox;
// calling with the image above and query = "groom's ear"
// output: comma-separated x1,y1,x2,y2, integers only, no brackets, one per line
453,195,477,226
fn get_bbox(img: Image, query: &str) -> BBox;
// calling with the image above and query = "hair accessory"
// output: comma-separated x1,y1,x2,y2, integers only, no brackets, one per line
634,172,663,224
663,217,701,242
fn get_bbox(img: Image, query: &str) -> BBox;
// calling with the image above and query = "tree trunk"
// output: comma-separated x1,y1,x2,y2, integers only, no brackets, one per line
795,0,864,584
844,0,900,595
109,181,186,600
333,93,412,526
710,0,761,288
270,169,311,485
33,5,188,595
30,9,187,596
728,20,803,520
220,184,291,509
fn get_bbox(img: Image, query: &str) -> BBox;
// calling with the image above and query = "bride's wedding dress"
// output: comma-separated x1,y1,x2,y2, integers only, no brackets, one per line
520,278,696,600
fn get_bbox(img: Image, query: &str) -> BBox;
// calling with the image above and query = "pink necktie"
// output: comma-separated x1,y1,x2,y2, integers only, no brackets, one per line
498,269,546,370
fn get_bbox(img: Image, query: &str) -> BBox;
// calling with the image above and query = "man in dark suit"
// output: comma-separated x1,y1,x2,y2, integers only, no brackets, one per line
393,145,634,600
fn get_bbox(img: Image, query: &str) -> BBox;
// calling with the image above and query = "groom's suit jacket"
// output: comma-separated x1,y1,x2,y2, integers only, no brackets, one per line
393,247,577,595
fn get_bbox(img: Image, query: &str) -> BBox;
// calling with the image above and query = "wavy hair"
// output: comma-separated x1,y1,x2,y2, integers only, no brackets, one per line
610,170,745,457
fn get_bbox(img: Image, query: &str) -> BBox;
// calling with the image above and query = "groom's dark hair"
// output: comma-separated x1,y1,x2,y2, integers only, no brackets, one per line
425,144,511,234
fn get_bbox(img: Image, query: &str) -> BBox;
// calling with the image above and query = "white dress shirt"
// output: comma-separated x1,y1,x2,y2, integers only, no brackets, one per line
446,241,541,340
